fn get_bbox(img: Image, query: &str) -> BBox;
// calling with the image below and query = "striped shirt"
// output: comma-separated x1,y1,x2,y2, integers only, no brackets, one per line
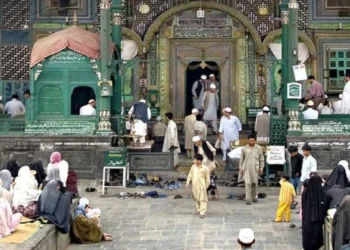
279,180,296,204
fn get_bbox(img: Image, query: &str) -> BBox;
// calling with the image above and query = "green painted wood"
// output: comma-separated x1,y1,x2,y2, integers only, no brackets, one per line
301,116,350,136
104,148,128,166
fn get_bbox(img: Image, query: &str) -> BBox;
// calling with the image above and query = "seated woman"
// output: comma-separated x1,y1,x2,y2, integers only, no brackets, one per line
78,198,101,218
0,169,12,191
47,152,69,187
0,198,22,238
12,166,41,219
0,179,14,204
38,180,70,234
72,198,112,243
1,159,20,178
29,161,46,188
41,165,60,190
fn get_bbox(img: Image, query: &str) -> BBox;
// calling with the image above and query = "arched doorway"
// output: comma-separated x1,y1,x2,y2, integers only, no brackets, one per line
185,61,220,115
71,86,96,115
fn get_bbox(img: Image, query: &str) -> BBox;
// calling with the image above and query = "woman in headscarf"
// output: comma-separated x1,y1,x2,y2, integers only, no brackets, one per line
29,161,46,188
324,164,350,192
38,180,70,234
339,160,350,183
332,195,350,250
78,198,101,218
0,179,13,204
0,169,12,191
72,198,112,243
12,166,41,219
302,175,325,250
41,165,60,190
0,198,22,238
1,159,20,178
47,152,69,187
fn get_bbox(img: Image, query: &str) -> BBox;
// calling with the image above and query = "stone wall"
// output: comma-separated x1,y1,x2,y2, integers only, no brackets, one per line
0,136,112,179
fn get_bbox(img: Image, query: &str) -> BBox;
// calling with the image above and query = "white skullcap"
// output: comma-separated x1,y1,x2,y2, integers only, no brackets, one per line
209,74,215,77
201,75,207,80
238,228,255,244
223,107,232,113
339,94,343,100
324,95,328,99
156,116,162,121
262,106,270,112
139,99,146,103
192,108,199,114
209,84,216,89
307,100,314,107
88,99,95,104
79,198,89,206
192,136,201,142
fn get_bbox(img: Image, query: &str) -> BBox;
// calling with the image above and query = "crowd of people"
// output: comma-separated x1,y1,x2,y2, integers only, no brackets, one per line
0,152,112,243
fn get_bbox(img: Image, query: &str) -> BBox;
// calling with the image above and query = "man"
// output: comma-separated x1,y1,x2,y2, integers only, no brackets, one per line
4,94,25,116
184,109,198,159
79,99,96,116
128,99,151,144
24,89,31,99
202,84,219,134
239,135,264,205
288,145,303,193
341,73,350,114
300,144,317,186
255,106,270,143
319,99,333,115
192,136,216,174
208,74,219,93
237,228,255,249
218,107,242,161
194,114,207,140
333,94,343,114
255,104,270,125
152,116,167,152
163,112,181,167
192,75,207,113
302,100,319,120
307,75,325,109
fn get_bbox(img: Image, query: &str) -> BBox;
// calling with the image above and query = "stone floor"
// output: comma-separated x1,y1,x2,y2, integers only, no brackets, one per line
67,187,302,250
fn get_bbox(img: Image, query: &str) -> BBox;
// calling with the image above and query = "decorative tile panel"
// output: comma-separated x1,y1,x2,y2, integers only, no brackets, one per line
297,0,308,32
247,36,256,107
1,0,30,29
0,46,30,80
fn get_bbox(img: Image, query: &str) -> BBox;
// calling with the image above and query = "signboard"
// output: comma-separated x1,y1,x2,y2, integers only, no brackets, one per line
25,121,96,135
151,107,159,117
246,108,261,118
266,146,285,164
287,82,302,99
302,120,350,136
98,80,113,97
292,64,307,81
104,148,127,166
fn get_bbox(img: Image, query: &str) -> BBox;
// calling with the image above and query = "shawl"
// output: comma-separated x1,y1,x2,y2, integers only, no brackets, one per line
1,159,20,178
74,198,88,219
45,165,60,182
324,165,350,192
0,169,12,190
333,195,350,250
0,198,22,238
39,180,70,234
302,175,325,222
339,160,350,182
72,215,103,243
29,161,46,187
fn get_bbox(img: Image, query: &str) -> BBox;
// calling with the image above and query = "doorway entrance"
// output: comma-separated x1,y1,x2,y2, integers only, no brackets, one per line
185,61,220,115
71,86,96,115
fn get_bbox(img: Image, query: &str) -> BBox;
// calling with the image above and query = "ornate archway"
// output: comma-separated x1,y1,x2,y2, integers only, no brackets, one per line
122,27,144,56
143,1,263,54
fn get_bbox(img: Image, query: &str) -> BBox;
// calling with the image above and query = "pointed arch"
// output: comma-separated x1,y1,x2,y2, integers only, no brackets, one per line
122,27,144,55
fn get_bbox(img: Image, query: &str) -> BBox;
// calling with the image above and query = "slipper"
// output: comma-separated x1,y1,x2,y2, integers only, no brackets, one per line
90,188,96,192
85,188,90,192
174,195,183,199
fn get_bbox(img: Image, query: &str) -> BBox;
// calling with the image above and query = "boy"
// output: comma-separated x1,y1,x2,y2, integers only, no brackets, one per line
186,154,210,218
301,145,317,187
273,174,296,222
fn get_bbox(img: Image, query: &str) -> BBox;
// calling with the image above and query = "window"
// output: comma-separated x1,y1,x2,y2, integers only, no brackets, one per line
328,50,350,90
38,86,63,115
326,0,350,8
71,86,96,115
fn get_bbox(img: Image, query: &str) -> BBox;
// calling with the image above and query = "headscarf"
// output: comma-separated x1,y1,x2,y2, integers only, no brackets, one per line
0,180,12,204
302,175,325,222
332,195,350,250
1,159,20,178
29,161,46,187
39,180,60,215
74,198,88,219
0,197,22,237
46,166,60,182
339,160,350,182
50,152,62,164
324,164,350,192
0,169,12,190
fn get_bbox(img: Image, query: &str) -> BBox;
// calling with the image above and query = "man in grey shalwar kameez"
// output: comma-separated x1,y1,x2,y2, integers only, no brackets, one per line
239,135,265,205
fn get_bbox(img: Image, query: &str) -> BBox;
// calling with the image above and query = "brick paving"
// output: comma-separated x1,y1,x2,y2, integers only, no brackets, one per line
67,188,302,250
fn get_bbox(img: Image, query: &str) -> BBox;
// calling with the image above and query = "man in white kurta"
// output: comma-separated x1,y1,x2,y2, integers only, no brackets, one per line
341,74,350,114
128,99,151,144
186,154,210,218
79,99,96,115
218,107,242,161
163,112,181,167
184,109,198,159
208,74,219,93
192,75,207,112
202,84,219,133
303,100,319,120
333,94,343,114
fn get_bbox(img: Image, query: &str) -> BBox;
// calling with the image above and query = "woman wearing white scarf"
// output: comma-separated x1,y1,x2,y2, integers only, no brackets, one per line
339,160,350,182
12,166,41,218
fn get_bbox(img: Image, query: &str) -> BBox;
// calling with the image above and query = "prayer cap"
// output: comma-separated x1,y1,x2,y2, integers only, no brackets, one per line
209,74,215,77
156,116,162,121
192,108,199,114
192,136,201,142
339,94,343,100
238,228,255,244
88,99,95,104
262,106,270,112
209,84,216,89
223,107,232,113
307,100,314,107
201,75,207,80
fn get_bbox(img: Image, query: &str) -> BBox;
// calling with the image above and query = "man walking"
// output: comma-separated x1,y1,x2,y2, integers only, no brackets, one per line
184,109,198,159
202,84,219,134
287,146,303,194
239,135,265,205
163,112,181,167
192,75,207,113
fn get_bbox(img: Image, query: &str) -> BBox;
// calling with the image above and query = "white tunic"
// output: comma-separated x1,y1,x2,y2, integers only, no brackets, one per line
79,104,96,115
219,115,242,153
202,92,218,120
333,100,342,114
320,106,333,115
302,108,319,120
192,80,206,110
341,81,350,114
162,120,181,153
128,104,151,136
